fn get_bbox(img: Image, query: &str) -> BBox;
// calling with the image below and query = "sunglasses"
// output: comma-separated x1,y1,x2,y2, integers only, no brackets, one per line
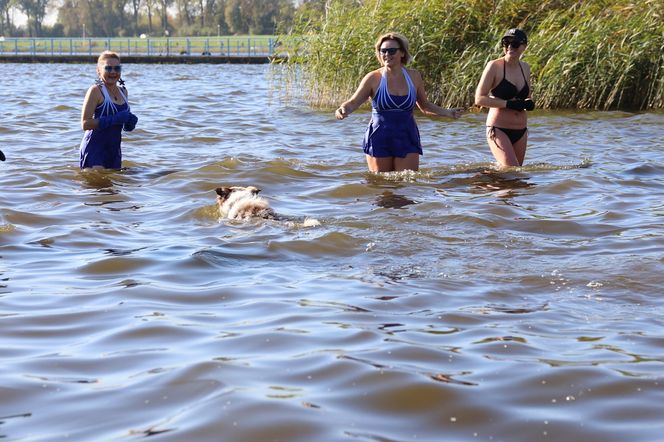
103,65,122,73
502,39,523,49
379,47,401,55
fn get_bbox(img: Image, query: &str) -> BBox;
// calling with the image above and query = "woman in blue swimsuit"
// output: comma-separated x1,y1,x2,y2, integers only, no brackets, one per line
80,51,138,170
336,32,463,172
475,29,534,167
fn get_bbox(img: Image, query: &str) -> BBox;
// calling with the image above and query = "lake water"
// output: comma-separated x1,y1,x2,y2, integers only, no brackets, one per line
0,62,662,441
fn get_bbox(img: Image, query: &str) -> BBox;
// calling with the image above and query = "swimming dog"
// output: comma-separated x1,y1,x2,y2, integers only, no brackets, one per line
215,186,320,227
216,186,275,220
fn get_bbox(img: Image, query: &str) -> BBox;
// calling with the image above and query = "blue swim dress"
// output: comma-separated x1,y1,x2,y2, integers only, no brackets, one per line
79,82,128,169
363,67,422,158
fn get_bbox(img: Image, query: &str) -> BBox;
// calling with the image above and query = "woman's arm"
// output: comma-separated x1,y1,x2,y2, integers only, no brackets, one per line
475,60,508,109
335,71,378,120
412,69,463,118
81,86,102,130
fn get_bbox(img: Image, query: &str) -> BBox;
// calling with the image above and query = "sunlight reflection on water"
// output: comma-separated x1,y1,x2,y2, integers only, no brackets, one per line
0,63,663,441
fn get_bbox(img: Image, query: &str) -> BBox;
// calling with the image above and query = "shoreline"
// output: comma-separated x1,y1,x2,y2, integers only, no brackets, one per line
0,54,286,64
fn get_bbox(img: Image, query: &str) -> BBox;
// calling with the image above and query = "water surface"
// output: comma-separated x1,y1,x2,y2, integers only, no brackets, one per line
0,63,663,441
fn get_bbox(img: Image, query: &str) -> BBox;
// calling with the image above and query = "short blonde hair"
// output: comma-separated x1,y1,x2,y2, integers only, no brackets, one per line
97,50,120,65
375,32,411,65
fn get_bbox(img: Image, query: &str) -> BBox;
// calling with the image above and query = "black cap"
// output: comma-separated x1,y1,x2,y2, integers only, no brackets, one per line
502,28,527,44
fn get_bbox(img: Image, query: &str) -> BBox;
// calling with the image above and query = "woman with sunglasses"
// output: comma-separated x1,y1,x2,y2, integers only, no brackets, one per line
475,29,534,167
336,32,463,172
79,51,138,169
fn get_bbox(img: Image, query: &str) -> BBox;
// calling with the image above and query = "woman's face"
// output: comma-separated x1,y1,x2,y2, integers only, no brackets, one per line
378,39,402,67
97,58,122,85
502,38,526,59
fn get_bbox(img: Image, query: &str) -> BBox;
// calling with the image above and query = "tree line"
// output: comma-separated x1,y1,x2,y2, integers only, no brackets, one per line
0,0,326,37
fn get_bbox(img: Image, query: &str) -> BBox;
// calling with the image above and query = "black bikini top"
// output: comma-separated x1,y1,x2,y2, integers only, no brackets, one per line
491,59,529,100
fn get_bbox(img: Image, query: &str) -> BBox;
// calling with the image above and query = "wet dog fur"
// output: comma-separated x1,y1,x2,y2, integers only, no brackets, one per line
216,186,276,220
215,186,320,227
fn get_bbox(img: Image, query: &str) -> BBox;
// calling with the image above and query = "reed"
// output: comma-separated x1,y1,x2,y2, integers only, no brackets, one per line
282,0,663,110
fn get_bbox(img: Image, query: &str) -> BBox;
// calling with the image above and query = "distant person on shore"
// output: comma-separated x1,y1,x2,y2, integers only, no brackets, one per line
79,51,138,169
335,32,463,172
475,29,534,167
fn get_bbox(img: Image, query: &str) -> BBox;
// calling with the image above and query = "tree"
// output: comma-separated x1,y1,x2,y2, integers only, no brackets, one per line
175,0,192,27
129,0,141,35
97,0,121,36
26,0,324,37
17,0,49,36
55,0,83,36
144,0,155,33
224,0,246,34
158,0,171,32
215,0,228,34
82,0,99,36
250,0,293,34
200,0,216,28
0,0,16,35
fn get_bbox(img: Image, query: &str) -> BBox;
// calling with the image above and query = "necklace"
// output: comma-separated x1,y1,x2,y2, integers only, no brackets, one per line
101,81,120,101
108,87,120,101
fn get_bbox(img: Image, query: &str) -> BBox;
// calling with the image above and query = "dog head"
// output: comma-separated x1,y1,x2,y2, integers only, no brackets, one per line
215,186,261,203
215,185,274,220
213,185,318,226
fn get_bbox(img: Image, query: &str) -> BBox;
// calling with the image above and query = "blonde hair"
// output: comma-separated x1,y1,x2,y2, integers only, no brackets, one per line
375,32,411,65
97,50,121,65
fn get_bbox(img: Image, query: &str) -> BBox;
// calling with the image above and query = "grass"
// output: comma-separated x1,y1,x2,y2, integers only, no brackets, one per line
282,0,663,110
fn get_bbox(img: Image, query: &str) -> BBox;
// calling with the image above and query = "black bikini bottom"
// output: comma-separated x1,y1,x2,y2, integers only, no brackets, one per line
488,126,528,144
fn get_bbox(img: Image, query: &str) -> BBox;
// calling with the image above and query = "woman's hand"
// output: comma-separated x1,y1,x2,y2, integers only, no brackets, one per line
446,107,464,119
123,112,139,131
505,99,535,111
335,106,348,120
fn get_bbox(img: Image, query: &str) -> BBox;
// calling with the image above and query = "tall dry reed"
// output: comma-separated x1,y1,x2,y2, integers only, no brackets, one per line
281,0,663,110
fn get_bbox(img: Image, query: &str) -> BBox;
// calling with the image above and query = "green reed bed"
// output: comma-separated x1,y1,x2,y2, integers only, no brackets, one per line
283,0,663,110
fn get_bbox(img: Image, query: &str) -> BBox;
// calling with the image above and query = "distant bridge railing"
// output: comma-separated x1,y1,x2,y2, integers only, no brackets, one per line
0,36,278,58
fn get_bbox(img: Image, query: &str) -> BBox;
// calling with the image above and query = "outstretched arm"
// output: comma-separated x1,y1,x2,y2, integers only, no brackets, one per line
413,69,463,119
335,71,377,120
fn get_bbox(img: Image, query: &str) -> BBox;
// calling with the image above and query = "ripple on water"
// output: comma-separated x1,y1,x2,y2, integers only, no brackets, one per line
0,64,662,442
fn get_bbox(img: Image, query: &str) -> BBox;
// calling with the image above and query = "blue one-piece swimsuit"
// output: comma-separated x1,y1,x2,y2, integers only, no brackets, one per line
363,67,421,158
79,83,128,169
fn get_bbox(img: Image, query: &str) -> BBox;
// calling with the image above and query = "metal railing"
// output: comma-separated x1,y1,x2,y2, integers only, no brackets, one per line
0,37,277,57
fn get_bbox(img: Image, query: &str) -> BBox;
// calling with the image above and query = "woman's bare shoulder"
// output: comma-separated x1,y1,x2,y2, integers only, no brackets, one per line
481,58,504,76
488,58,504,68
366,68,383,79
86,84,102,98
404,67,422,77
361,69,383,85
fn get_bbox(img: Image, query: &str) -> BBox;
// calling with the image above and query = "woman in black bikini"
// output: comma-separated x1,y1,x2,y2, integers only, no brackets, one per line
475,29,534,167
